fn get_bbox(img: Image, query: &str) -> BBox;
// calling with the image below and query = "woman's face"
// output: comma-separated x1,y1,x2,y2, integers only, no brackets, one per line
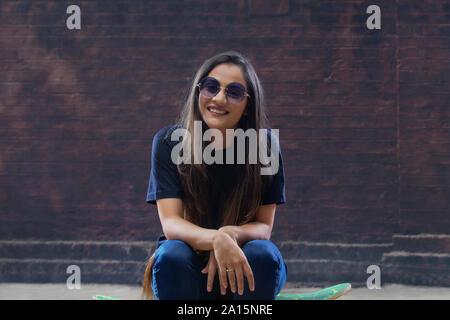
198,63,248,136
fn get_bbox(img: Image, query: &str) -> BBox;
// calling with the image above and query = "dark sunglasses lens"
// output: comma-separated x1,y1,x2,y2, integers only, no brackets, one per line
200,78,219,97
226,84,246,101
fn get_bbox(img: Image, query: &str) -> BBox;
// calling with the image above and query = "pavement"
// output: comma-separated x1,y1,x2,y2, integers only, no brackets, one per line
0,283,449,300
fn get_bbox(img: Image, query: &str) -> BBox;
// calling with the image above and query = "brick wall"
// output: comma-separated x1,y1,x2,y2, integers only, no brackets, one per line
0,1,449,285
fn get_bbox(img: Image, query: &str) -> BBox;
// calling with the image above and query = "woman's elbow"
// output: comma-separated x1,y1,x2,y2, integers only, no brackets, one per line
263,224,273,240
161,218,178,240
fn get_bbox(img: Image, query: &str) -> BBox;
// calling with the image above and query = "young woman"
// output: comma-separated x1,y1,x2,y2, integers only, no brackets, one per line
143,51,287,300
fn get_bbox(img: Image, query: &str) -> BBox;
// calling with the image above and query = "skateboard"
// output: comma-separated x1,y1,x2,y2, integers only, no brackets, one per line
275,283,351,300
93,283,351,300
92,294,121,300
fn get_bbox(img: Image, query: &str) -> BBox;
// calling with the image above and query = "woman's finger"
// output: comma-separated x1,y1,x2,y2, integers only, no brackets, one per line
234,264,245,295
201,259,209,274
218,266,228,295
243,261,255,292
206,259,216,292
226,267,236,294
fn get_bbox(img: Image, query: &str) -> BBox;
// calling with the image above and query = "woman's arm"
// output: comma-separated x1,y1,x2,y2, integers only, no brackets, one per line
156,198,221,251
219,203,276,247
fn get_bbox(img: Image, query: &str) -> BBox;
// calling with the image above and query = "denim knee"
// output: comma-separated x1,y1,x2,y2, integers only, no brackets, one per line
153,240,195,267
243,240,284,271
238,240,287,300
152,240,200,299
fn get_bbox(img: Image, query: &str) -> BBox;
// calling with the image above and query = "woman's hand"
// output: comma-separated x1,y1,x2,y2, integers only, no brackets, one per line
211,231,255,295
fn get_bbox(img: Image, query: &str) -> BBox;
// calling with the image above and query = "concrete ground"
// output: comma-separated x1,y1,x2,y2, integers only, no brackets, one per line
0,283,449,300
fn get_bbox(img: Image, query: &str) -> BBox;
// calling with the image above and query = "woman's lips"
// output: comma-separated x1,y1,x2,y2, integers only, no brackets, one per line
207,106,229,116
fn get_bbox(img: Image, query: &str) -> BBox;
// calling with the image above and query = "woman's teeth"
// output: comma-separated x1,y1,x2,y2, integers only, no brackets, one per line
208,107,228,115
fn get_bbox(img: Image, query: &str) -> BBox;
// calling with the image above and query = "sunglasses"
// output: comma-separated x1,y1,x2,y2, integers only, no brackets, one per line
197,77,250,104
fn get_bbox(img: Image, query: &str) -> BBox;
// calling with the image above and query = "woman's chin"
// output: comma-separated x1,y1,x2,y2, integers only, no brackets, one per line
201,114,239,132
204,118,227,130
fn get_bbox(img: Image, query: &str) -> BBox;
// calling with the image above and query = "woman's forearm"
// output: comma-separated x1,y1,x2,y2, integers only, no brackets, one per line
163,218,272,251
219,222,272,247
163,217,220,251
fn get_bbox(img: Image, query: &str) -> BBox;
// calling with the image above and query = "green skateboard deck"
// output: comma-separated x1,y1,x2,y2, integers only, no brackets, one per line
275,283,351,300
93,283,351,300
92,294,121,300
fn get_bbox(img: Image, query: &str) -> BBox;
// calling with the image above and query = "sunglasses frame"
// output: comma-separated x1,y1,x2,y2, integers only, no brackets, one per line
196,76,251,103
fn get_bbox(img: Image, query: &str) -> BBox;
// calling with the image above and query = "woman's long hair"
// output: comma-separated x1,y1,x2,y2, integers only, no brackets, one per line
142,51,273,299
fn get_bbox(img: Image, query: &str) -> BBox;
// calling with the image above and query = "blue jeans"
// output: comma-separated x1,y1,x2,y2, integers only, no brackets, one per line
151,236,287,300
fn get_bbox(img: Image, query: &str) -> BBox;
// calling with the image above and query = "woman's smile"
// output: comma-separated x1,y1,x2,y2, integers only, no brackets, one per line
207,104,229,116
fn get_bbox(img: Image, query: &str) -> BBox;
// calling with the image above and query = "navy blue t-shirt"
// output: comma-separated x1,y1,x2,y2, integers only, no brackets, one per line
146,125,286,212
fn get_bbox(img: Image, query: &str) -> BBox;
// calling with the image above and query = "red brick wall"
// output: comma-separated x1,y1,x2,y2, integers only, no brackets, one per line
0,0,448,245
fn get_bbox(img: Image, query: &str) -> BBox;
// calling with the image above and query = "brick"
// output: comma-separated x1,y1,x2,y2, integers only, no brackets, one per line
248,0,289,16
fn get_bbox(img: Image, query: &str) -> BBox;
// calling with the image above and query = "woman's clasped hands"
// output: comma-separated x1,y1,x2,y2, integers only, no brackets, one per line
200,229,255,296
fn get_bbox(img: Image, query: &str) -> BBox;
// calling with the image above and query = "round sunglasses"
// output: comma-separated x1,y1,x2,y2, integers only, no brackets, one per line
197,77,250,104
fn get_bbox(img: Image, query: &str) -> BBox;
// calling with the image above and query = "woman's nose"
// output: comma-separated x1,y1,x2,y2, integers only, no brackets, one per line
211,87,228,104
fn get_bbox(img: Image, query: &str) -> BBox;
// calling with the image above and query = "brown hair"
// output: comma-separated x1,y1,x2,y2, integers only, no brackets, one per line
142,51,273,299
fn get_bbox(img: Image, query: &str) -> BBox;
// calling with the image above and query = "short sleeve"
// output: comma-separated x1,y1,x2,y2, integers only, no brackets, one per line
146,126,184,205
261,130,286,206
